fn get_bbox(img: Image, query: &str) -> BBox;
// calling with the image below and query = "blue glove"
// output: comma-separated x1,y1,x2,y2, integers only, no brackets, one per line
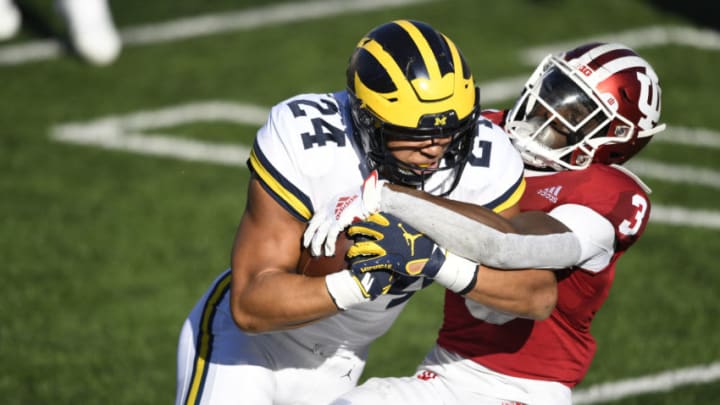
346,212,446,278
350,267,395,298
346,212,479,294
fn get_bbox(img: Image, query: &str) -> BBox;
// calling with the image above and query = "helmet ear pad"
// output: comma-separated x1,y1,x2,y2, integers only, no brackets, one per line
356,105,374,128
591,134,652,166
347,94,384,173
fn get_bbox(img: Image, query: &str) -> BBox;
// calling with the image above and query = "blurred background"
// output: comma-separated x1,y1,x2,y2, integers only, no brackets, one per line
1,0,719,403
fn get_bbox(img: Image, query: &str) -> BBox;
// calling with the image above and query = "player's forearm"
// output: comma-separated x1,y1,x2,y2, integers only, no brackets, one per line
383,183,514,232
464,266,557,320
229,270,338,333
380,184,581,269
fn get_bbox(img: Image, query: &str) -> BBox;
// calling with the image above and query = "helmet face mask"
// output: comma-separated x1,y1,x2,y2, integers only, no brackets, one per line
506,43,664,171
350,92,477,188
346,20,479,192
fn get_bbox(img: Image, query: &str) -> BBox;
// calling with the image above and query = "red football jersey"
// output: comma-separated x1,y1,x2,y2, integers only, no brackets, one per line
437,111,652,386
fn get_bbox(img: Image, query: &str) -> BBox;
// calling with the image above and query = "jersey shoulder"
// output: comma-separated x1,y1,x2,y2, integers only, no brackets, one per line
249,92,365,221
474,117,524,177
480,108,508,127
569,164,650,206
586,165,652,245
449,118,525,212
525,164,651,247
255,92,352,167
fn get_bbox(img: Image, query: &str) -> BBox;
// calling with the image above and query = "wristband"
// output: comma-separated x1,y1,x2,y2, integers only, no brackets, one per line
325,270,366,310
433,251,478,294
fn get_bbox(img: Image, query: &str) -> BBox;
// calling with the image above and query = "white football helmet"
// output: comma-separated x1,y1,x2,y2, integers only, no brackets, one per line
506,42,666,171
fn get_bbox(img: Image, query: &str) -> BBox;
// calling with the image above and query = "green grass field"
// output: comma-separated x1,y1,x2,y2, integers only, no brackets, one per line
2,0,719,403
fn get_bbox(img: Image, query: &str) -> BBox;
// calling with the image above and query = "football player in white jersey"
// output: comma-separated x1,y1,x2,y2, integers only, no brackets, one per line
175,20,526,405
326,43,665,404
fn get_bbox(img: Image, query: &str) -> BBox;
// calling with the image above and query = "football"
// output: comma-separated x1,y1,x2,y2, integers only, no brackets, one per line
297,232,354,277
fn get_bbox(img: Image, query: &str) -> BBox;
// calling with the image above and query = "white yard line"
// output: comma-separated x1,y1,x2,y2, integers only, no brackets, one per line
652,125,720,149
477,75,529,104
480,26,720,104
120,0,432,45
627,158,720,190
1,4,718,67
0,0,432,65
520,25,720,65
50,101,259,166
574,361,720,404
650,205,720,229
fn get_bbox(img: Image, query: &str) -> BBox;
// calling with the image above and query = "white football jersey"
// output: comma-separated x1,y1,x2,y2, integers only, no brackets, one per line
248,91,525,353
176,91,525,405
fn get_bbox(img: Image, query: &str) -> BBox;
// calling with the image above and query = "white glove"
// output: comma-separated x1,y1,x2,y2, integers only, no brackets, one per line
303,170,385,256
325,268,394,310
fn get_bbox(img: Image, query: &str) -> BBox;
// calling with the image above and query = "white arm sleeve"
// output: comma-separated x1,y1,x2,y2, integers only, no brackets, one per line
547,204,615,272
380,187,582,269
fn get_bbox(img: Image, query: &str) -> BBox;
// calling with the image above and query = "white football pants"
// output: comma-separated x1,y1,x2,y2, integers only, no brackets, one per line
175,269,364,405
331,345,572,405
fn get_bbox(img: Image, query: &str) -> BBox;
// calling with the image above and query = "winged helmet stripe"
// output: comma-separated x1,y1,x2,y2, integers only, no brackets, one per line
395,20,442,80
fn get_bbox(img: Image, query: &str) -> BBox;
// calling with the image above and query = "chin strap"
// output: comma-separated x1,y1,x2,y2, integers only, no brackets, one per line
637,123,666,138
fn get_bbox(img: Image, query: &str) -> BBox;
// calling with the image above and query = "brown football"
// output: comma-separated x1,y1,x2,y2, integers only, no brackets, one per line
296,232,354,277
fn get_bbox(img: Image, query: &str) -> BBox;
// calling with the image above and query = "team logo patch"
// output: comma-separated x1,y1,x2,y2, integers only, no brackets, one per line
537,185,562,203
334,195,358,220
578,64,593,76
398,223,423,256
416,370,437,381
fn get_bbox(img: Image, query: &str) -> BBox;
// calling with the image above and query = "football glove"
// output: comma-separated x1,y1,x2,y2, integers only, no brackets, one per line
347,212,479,294
347,212,439,277
325,267,394,310
303,170,385,257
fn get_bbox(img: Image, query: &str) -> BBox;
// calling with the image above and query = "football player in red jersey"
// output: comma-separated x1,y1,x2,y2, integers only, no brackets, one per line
325,43,665,404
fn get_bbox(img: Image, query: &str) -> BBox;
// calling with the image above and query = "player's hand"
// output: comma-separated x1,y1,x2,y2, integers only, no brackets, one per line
324,267,394,310
347,212,479,294
303,170,385,257
346,213,442,278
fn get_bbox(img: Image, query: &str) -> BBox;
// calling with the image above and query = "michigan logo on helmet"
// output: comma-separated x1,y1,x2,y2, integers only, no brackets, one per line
506,42,666,171
346,19,479,192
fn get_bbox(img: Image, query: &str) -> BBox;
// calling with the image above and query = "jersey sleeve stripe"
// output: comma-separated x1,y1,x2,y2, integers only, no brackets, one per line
182,270,232,405
487,175,526,213
247,144,313,222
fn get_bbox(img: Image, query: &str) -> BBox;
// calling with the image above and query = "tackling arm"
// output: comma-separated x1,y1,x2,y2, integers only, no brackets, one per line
465,266,557,320
464,210,563,320
380,183,582,269
378,184,574,320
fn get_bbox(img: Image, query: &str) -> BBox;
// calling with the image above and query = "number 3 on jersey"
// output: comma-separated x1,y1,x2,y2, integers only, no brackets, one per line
618,193,648,236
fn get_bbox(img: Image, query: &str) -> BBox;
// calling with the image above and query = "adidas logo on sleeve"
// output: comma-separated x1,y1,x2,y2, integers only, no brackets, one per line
537,185,562,203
